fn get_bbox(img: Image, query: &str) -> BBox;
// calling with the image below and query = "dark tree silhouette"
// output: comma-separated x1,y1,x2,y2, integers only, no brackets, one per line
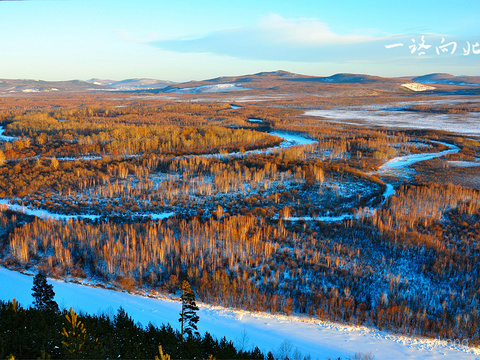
32,273,59,312
179,280,199,341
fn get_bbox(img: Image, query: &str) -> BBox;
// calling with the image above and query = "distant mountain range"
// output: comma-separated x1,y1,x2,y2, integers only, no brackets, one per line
1,72,479,95
85,78,176,90
0,79,106,94
0,78,176,94
156,71,480,95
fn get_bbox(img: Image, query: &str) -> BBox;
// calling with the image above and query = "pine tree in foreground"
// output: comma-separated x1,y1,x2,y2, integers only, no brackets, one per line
179,280,200,341
155,345,171,360
32,273,59,312
62,307,88,358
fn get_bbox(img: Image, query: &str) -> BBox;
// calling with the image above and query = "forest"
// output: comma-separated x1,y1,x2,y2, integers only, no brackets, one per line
0,297,265,359
0,93,479,350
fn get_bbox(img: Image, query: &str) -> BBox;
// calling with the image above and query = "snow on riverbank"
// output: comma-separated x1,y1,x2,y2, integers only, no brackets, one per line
0,200,101,221
0,268,478,360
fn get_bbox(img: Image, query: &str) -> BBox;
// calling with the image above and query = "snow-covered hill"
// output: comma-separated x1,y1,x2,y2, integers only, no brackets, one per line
412,73,480,86
86,78,176,90
167,83,251,94
0,268,478,360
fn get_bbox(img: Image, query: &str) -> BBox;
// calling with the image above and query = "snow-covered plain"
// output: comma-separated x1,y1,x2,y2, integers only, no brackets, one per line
305,107,480,137
0,268,478,360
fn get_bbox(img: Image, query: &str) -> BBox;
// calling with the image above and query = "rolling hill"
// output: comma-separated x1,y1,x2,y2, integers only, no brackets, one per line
1,71,479,97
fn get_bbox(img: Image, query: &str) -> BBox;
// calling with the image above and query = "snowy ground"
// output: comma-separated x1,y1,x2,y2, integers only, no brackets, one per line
304,107,480,137
0,268,478,360
447,160,480,167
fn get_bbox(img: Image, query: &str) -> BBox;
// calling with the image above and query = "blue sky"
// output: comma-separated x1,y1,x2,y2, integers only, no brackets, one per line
0,0,479,81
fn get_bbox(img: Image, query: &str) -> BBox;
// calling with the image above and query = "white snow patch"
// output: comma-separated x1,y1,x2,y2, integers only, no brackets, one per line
140,212,175,220
52,155,103,161
383,183,395,202
401,83,436,92
447,160,480,167
269,131,317,147
286,214,353,222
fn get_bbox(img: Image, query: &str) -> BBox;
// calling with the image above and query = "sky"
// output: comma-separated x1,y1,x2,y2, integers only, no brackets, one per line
0,0,479,81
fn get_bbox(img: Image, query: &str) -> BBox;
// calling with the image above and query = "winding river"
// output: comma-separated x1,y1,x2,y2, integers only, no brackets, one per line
0,124,460,222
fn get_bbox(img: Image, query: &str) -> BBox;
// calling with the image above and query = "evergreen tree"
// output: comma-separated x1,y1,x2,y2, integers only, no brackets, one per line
178,280,199,341
31,273,59,312
154,345,171,360
62,307,87,358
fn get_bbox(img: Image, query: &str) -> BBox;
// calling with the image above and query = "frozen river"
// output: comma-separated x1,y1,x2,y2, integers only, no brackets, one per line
0,267,478,360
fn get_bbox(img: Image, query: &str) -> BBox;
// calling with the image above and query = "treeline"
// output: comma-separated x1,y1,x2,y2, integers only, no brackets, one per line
407,104,480,114
0,299,264,359
5,112,282,158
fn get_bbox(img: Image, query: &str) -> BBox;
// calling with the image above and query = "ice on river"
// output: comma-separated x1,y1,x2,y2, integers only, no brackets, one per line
374,141,459,176
0,200,101,221
0,126,17,141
